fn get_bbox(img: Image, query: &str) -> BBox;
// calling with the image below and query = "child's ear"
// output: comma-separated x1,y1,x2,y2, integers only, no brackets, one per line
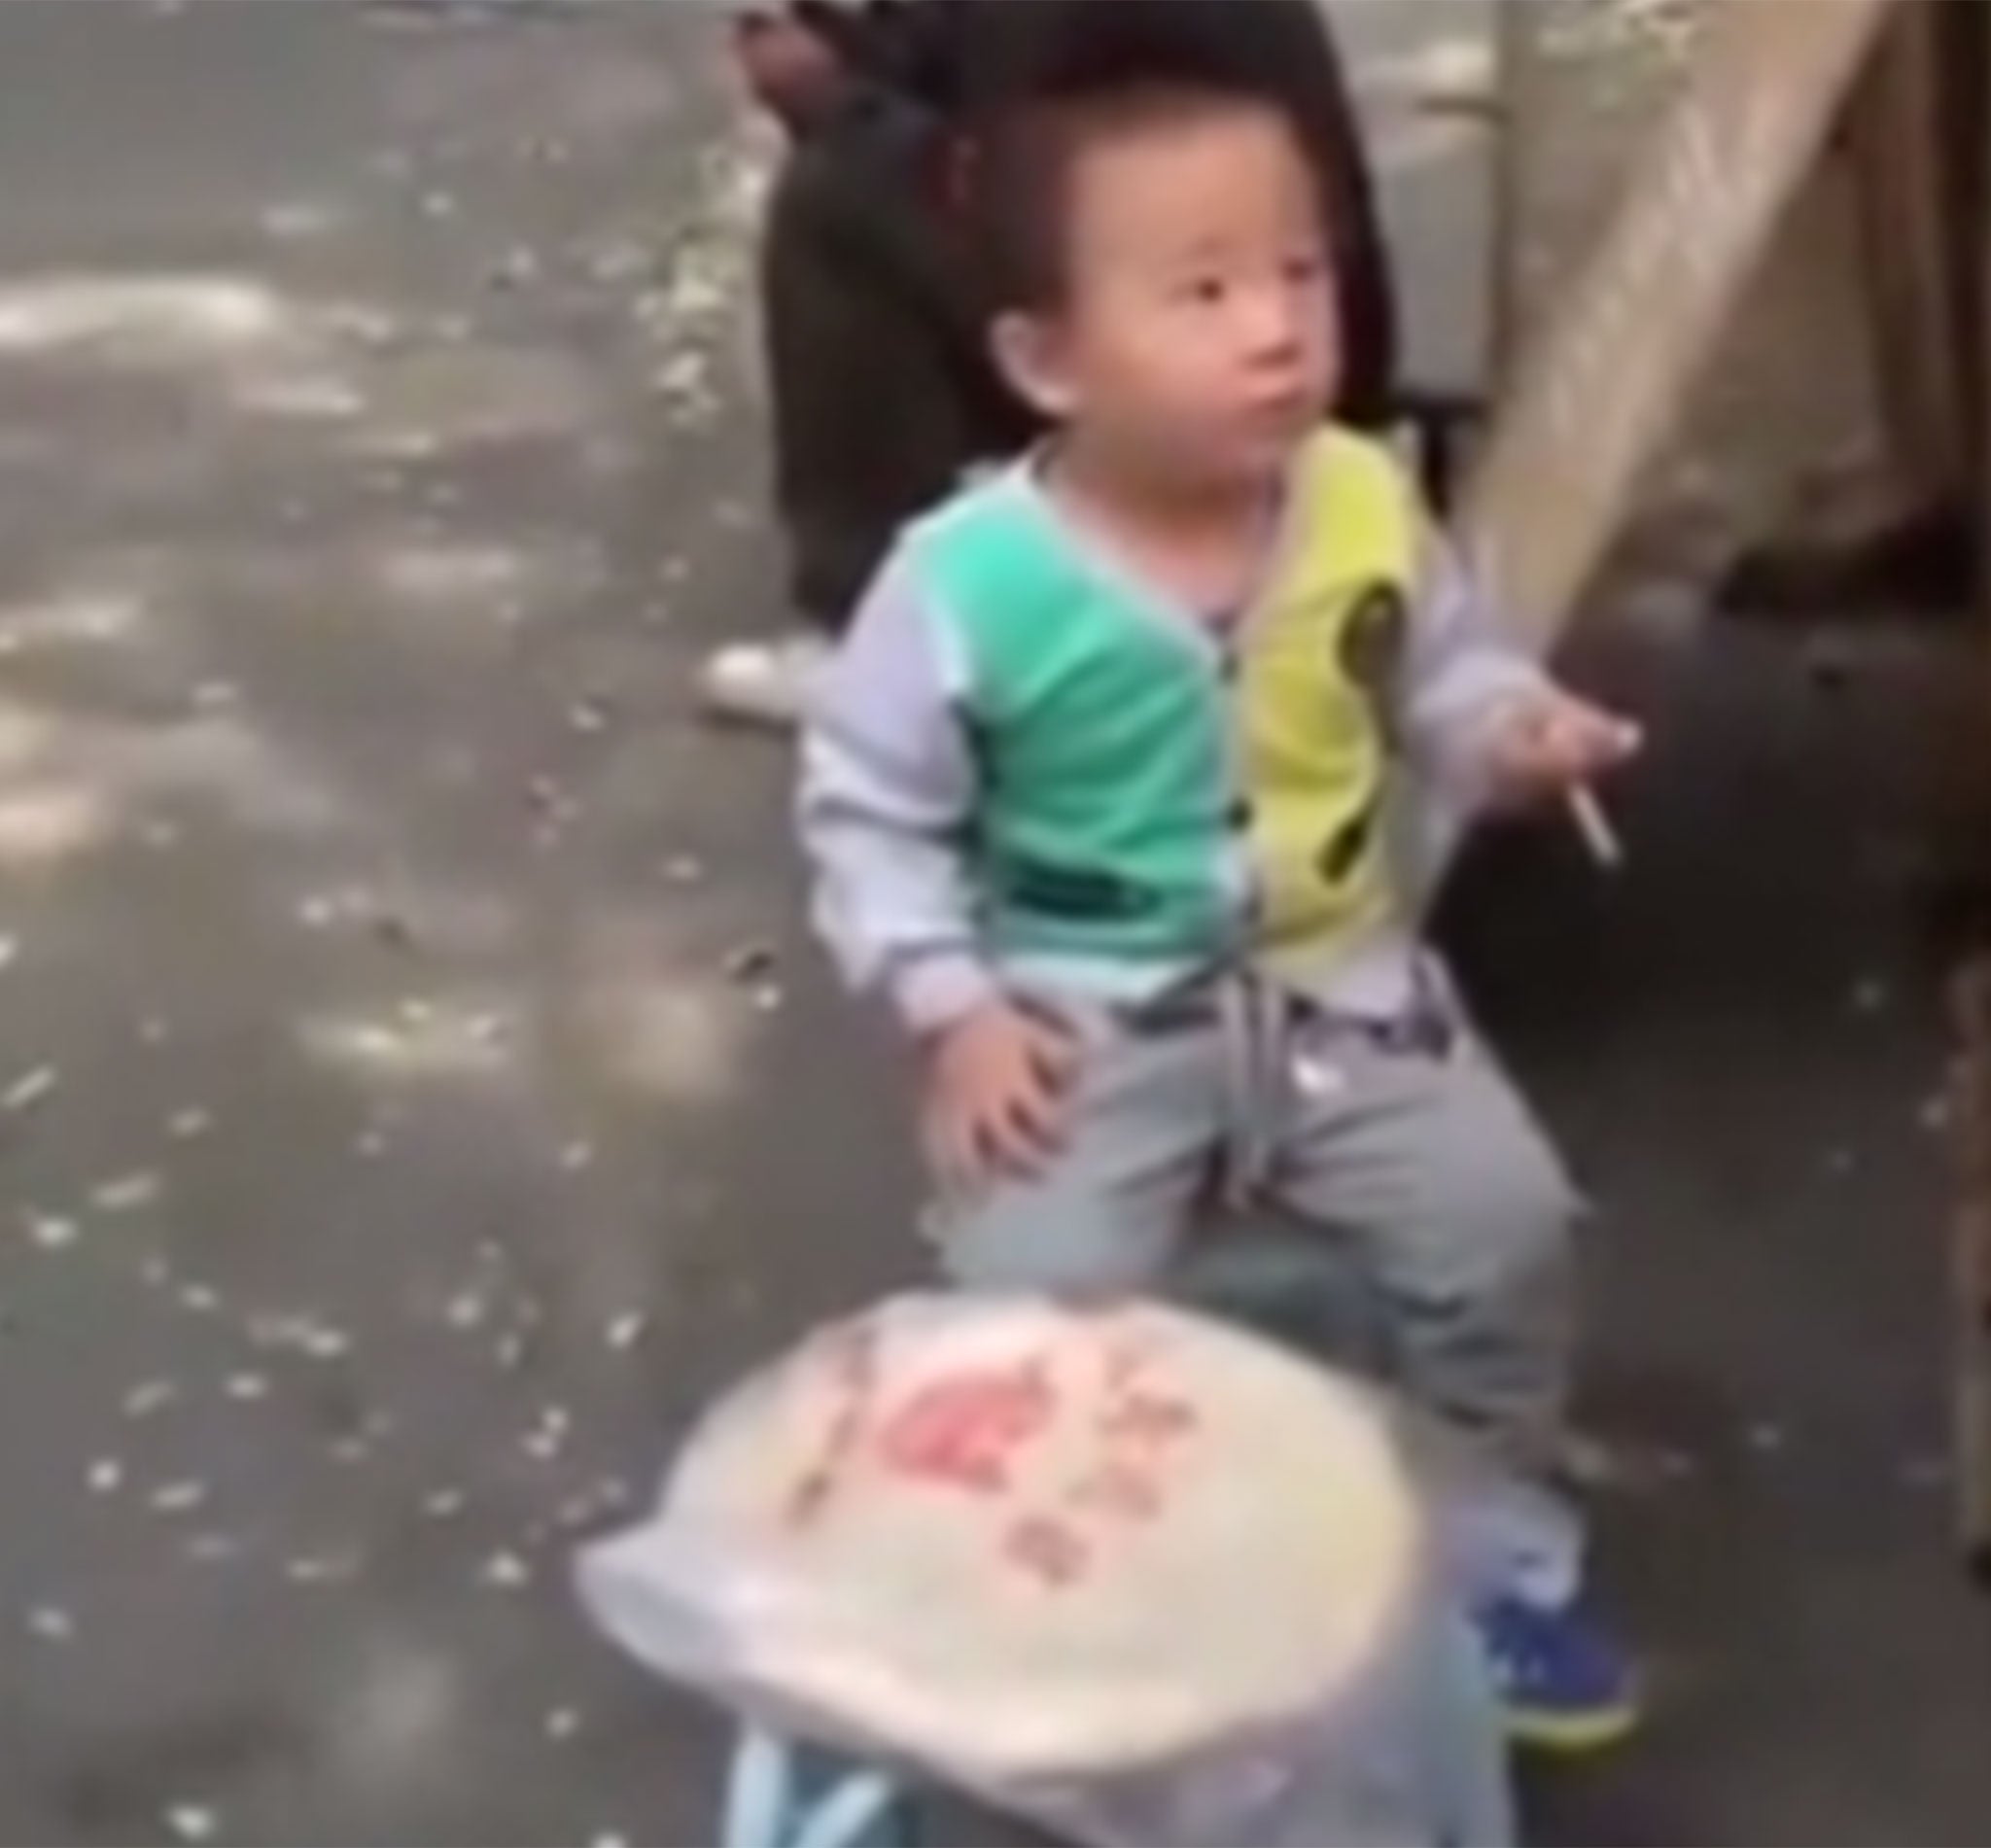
990,310,1077,422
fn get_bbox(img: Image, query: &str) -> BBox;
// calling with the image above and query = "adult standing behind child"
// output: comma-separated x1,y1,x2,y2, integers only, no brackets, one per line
705,0,1399,727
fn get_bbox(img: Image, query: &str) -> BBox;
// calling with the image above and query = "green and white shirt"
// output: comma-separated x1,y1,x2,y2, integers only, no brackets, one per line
799,427,1548,1032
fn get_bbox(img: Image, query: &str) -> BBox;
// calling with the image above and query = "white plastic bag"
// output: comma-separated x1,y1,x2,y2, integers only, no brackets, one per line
576,1294,1518,1846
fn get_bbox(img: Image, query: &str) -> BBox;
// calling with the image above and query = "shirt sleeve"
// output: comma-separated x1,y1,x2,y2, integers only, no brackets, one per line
1397,519,1551,806
795,548,996,1036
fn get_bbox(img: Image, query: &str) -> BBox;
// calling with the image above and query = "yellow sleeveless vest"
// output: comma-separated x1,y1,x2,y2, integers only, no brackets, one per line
1240,428,1416,970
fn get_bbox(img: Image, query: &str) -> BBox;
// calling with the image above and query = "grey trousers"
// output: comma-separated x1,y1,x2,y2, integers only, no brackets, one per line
930,990,1579,1476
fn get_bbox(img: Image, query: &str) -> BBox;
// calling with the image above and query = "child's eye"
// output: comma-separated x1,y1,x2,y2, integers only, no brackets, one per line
1178,276,1228,306
1284,252,1327,286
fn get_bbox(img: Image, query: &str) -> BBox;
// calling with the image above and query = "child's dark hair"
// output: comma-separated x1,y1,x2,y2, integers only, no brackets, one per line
964,0,1319,316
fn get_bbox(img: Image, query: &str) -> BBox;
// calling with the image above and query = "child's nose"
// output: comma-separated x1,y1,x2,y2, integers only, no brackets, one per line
1239,285,1305,365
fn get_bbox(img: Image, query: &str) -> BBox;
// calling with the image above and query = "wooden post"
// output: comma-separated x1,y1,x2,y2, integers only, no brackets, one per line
1950,963,1991,1572
1841,1,1990,519
1957,0,1991,1579
1712,0,1991,612
1456,0,1902,652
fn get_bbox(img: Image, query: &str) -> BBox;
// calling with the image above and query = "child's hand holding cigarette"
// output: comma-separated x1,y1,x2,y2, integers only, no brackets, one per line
1483,689,1641,867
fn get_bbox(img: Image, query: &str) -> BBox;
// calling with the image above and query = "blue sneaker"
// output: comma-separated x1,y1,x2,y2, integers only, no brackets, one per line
1475,1594,1641,1754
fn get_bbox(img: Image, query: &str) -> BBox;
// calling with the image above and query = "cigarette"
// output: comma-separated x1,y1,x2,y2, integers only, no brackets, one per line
1567,785,1624,870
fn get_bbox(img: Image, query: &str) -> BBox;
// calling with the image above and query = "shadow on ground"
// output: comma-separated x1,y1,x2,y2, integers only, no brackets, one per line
1450,606,1991,1846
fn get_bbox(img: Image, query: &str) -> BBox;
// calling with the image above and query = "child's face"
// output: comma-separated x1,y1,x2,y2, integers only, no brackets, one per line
999,105,1338,496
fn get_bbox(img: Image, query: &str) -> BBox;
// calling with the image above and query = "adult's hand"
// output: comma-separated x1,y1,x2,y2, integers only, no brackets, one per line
733,7,850,130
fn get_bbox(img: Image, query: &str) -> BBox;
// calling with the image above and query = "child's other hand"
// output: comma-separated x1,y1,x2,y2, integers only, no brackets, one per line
1485,689,1641,807
922,998,1079,1194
